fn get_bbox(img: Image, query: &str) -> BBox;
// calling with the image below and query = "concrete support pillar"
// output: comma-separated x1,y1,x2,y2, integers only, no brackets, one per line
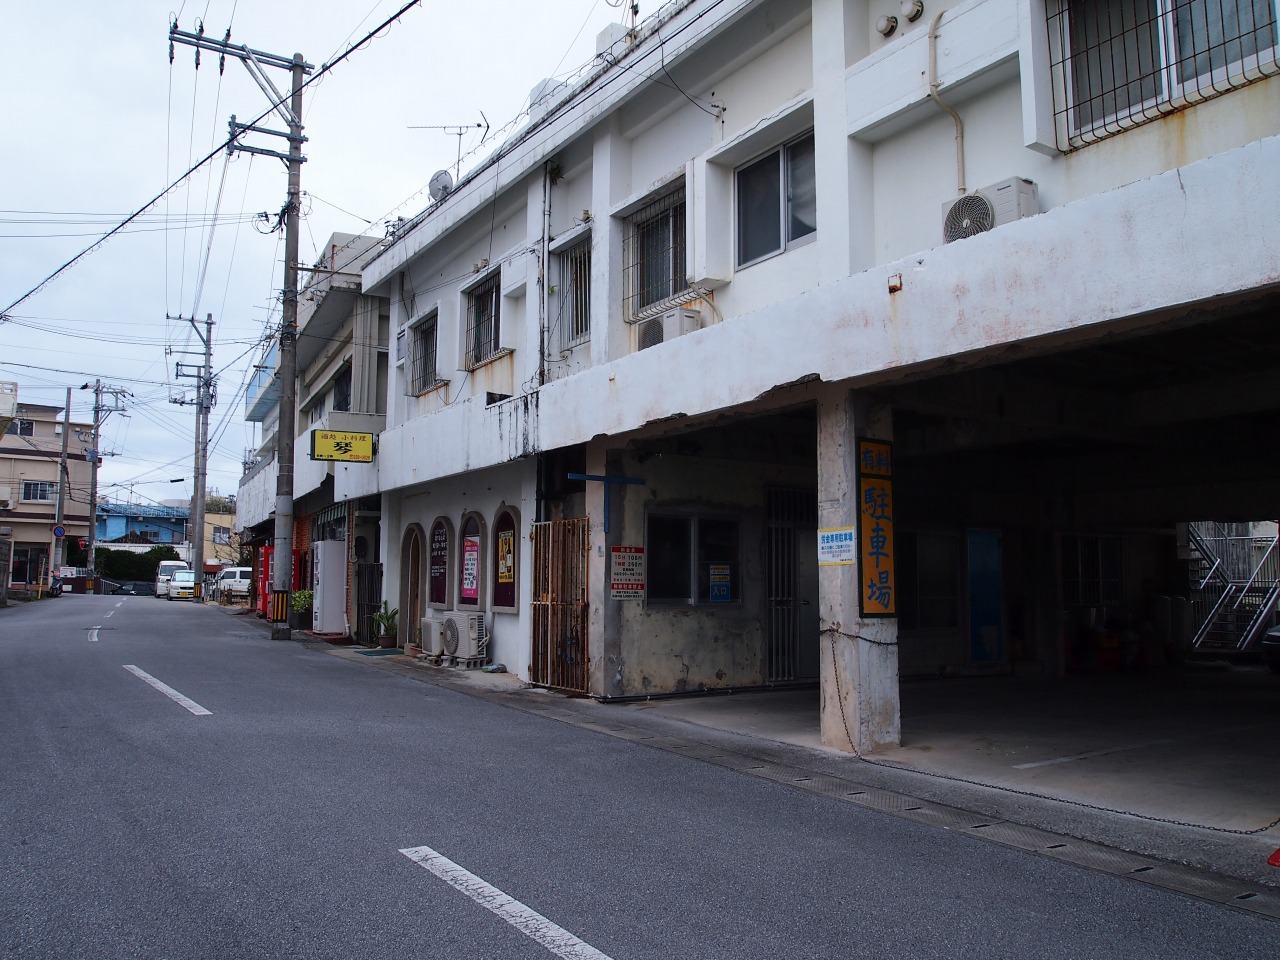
816,384,900,753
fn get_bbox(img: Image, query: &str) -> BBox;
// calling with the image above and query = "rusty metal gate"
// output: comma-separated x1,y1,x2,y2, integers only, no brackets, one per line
530,518,590,693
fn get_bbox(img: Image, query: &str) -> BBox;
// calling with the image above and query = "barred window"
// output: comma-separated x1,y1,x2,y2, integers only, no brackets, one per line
409,313,439,394
1050,0,1279,147
331,366,351,413
465,273,502,368
557,237,591,349
623,188,689,319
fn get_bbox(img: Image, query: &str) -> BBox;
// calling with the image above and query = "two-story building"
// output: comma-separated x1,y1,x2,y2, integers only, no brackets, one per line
238,233,390,639
363,0,1277,753
1,401,93,588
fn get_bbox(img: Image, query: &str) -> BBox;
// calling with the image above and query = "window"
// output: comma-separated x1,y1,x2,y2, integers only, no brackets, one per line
736,132,817,267
308,398,325,424
458,514,483,607
1051,0,1279,143
21,480,58,502
5,419,34,437
646,514,741,604
623,188,689,318
1061,534,1126,607
465,273,502,368
331,367,351,413
897,532,960,631
409,313,439,394
557,238,592,349
428,518,451,606
212,526,232,545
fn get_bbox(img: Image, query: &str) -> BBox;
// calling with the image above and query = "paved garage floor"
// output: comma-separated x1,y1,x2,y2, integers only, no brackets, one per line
626,663,1280,837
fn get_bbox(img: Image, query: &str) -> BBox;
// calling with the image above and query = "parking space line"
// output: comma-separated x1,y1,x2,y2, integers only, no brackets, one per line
123,665,212,716
400,845,612,960
1013,738,1171,769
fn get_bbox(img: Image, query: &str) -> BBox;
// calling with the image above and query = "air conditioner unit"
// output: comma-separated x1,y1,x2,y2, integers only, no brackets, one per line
0,500,12,511
636,307,703,351
942,177,1038,243
420,617,444,657
441,612,489,664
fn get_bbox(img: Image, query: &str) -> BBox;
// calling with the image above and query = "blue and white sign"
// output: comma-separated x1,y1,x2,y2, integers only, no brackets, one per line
817,526,856,566
52,525,66,539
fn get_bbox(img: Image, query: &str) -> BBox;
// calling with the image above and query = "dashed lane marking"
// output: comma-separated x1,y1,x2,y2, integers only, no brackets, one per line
123,665,212,716
88,627,100,642
400,845,612,960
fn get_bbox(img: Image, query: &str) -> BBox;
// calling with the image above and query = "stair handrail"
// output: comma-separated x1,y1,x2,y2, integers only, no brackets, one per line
1235,580,1280,651
1187,525,1230,589
1232,535,1278,607
1190,583,1239,649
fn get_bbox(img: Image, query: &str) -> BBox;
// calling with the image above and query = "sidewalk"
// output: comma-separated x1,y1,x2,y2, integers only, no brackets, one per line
224,606,1280,917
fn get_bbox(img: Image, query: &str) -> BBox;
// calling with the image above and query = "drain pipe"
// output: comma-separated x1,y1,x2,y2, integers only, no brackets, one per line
928,10,966,196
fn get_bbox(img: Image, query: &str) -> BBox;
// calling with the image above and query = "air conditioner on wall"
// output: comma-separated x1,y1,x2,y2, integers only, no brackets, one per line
420,617,444,657
442,613,490,664
941,177,1039,243
637,307,703,351
0,500,12,511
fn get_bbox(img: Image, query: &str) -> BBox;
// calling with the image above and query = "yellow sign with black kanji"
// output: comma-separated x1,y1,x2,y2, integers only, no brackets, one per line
310,430,374,462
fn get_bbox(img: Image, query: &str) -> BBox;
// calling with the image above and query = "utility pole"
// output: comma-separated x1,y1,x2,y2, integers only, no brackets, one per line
169,24,310,638
171,313,215,597
49,387,71,578
79,381,128,582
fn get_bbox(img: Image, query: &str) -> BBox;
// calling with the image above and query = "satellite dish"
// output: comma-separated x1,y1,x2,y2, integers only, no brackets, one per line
428,169,454,201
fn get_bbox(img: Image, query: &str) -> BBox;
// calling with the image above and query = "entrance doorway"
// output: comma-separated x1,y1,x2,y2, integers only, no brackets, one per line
766,488,819,681
530,517,590,693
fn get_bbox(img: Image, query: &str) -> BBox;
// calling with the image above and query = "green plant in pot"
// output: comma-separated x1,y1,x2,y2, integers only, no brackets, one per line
290,589,314,613
372,601,399,648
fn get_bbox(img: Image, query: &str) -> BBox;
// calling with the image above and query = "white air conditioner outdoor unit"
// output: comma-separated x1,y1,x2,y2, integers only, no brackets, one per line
420,617,444,656
441,612,489,663
942,177,1038,243
0,500,12,511
636,307,703,351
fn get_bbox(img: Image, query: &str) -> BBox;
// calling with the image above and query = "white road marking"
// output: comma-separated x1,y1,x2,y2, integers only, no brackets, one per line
400,845,612,960
105,611,114,618
114,601,123,608
122,665,212,716
88,627,100,642
1013,738,1172,769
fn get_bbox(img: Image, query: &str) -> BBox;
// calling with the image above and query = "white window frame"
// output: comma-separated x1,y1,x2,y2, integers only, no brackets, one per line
6,419,35,437
1054,0,1279,141
21,480,58,503
734,131,817,269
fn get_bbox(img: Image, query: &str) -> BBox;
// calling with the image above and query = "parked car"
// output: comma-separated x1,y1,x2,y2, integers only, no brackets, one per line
111,580,155,596
1261,624,1280,674
154,560,188,598
167,569,198,601
213,566,252,601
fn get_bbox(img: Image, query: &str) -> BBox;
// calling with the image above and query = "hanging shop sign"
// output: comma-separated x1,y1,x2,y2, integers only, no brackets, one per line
309,430,374,462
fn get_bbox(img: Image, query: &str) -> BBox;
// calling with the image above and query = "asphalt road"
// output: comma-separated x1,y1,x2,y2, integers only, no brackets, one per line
2,594,1277,959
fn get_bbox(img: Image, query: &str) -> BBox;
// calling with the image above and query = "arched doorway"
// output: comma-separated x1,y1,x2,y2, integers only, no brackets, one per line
399,524,425,648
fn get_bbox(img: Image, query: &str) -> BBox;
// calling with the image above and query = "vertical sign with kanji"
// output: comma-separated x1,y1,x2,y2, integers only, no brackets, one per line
857,438,895,617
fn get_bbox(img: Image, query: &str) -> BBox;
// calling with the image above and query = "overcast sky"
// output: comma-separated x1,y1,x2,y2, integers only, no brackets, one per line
1,0,636,508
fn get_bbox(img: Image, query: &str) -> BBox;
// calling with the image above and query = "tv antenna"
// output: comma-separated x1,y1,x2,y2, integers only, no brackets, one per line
408,113,489,183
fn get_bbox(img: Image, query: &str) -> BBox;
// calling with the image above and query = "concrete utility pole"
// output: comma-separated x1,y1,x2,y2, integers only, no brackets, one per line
171,313,215,597
168,24,311,637
80,381,128,580
50,386,72,577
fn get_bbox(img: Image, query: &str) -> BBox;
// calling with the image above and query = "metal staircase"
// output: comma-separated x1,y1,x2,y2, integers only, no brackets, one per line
1188,522,1279,652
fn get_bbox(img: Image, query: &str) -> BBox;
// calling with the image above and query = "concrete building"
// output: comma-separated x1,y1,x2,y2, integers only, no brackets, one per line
1,401,93,588
363,0,1278,752
237,233,390,638
95,500,187,547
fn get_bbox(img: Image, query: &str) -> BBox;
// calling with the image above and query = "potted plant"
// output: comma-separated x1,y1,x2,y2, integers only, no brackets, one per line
290,589,313,630
372,601,399,648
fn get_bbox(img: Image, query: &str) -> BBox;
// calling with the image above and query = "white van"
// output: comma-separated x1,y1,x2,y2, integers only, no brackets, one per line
214,566,252,601
154,560,189,599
